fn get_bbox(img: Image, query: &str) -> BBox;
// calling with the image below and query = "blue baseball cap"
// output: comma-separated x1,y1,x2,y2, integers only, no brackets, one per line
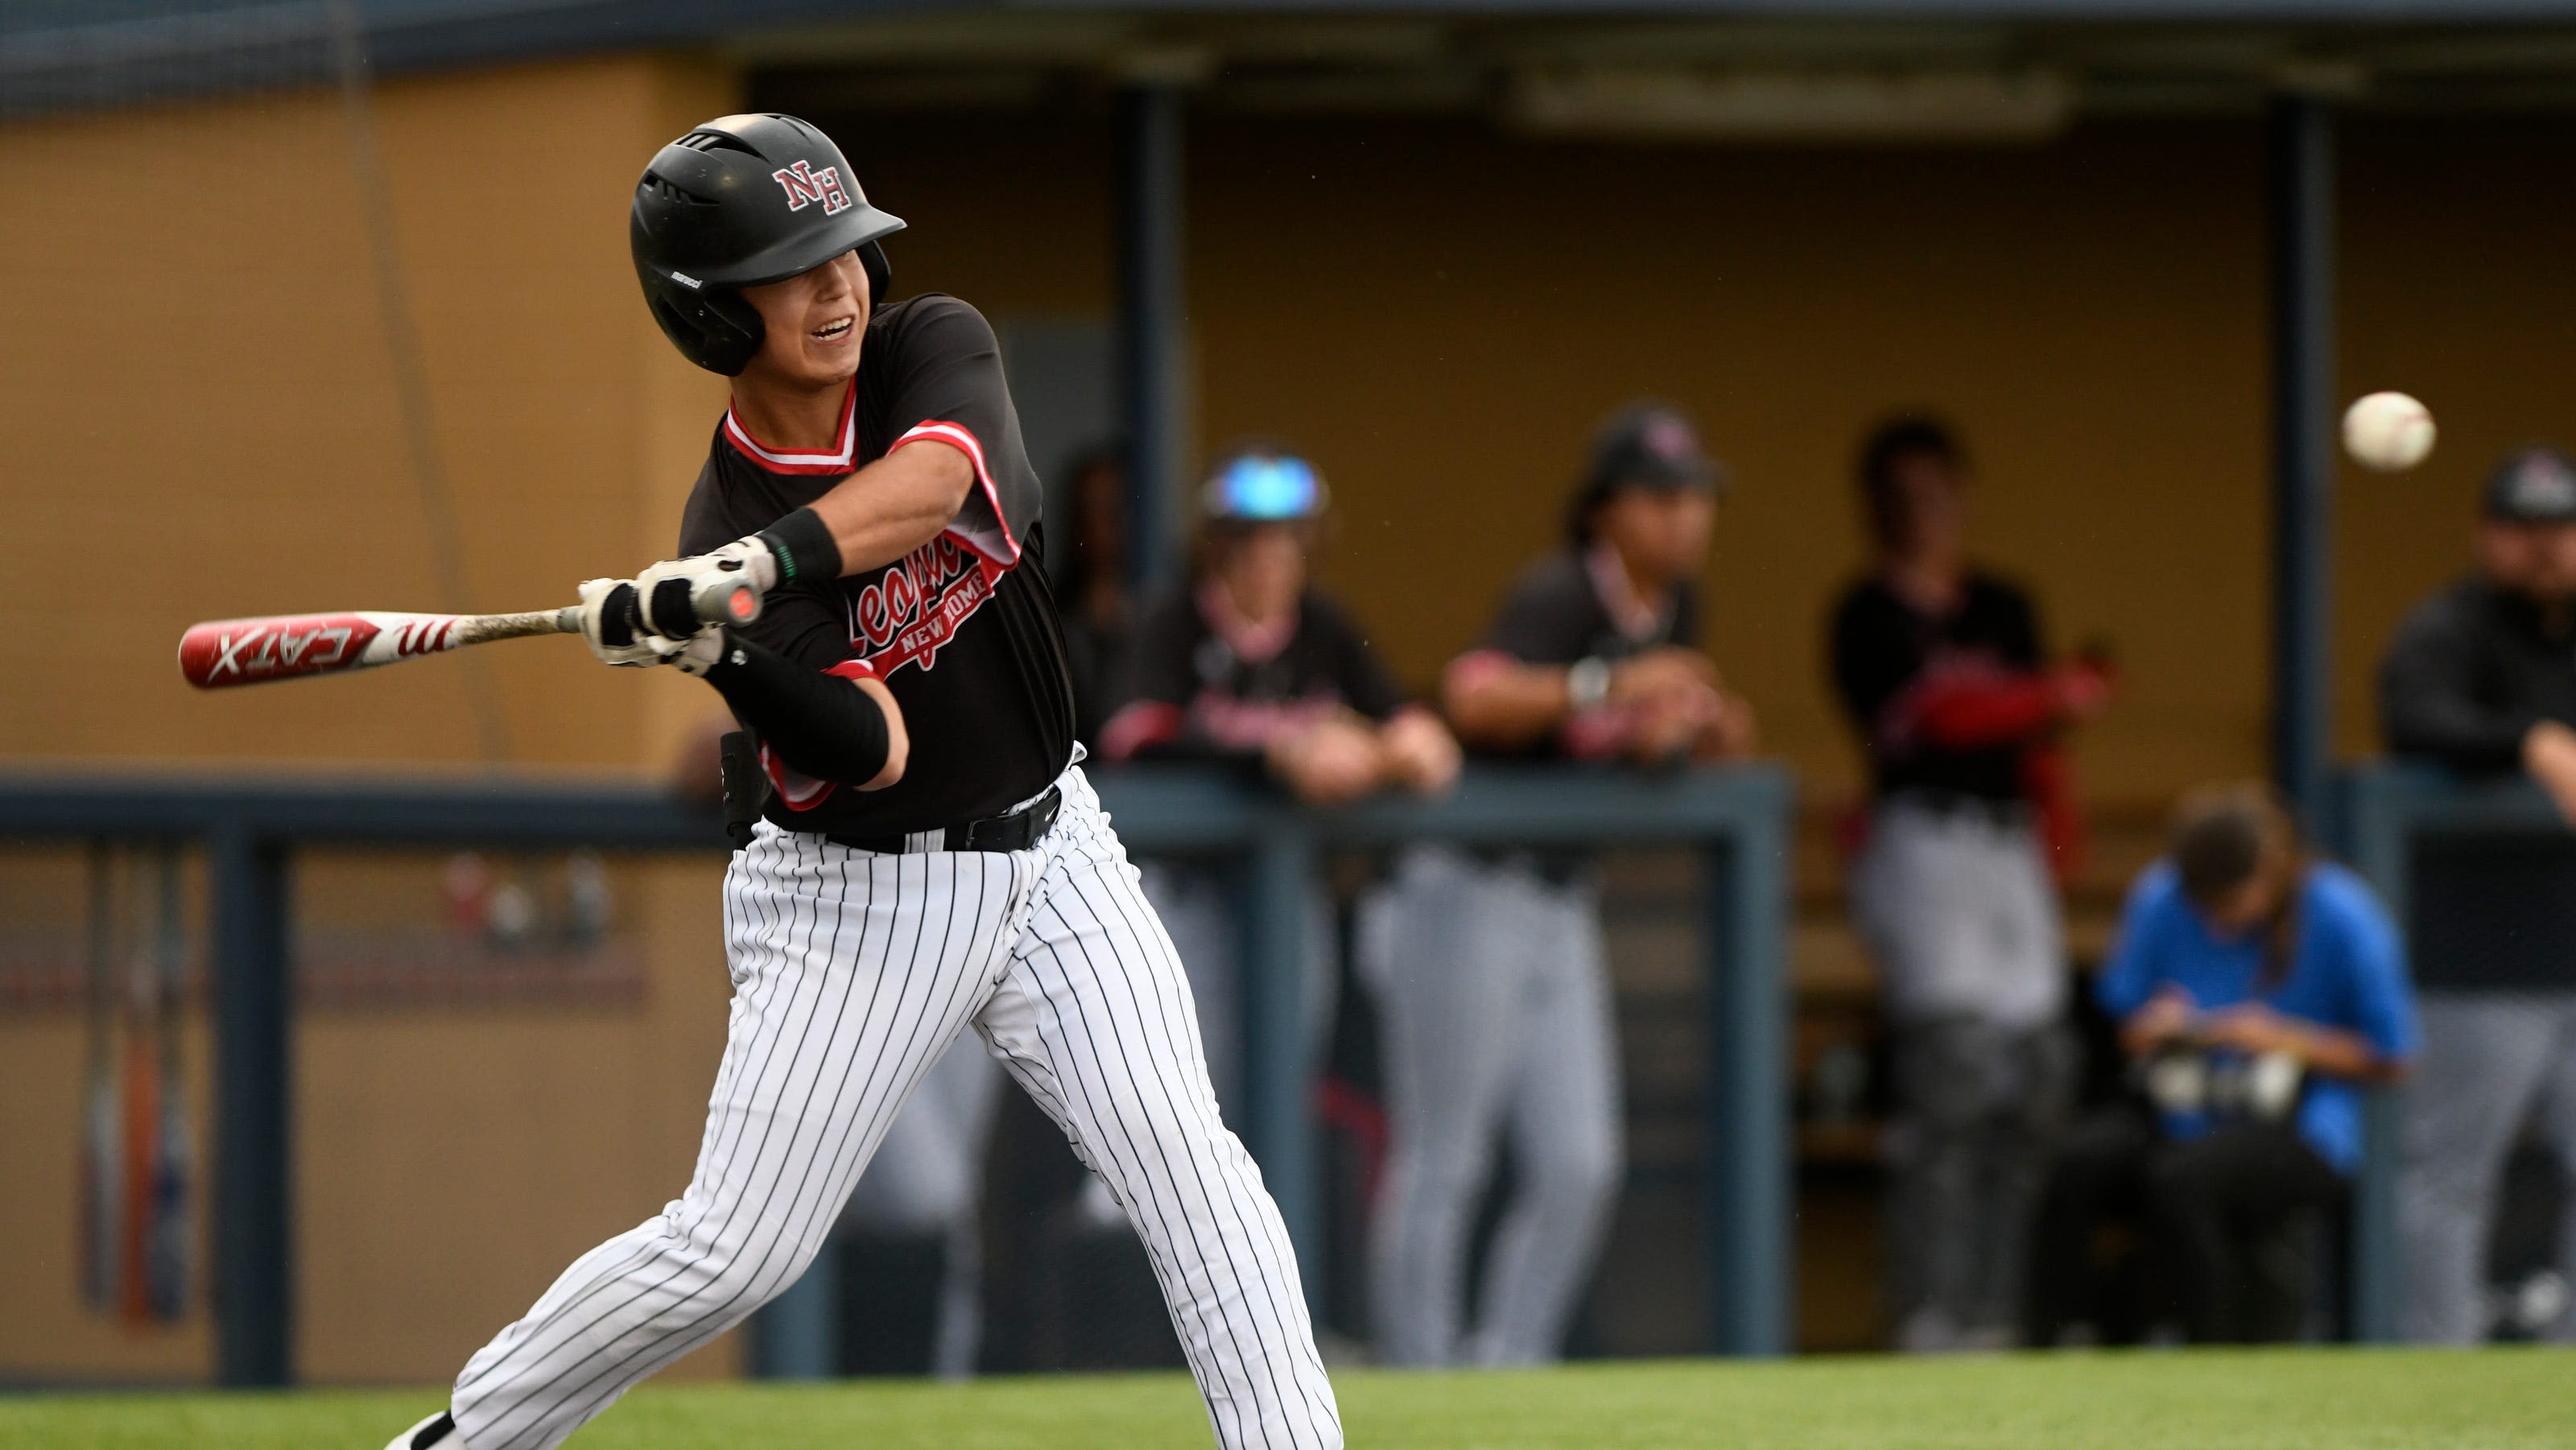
1202,451,1329,523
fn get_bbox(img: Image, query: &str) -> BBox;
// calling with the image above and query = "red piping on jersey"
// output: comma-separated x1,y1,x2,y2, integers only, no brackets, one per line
760,743,838,812
893,420,1022,568
824,657,881,684
723,383,859,475
1099,700,1184,762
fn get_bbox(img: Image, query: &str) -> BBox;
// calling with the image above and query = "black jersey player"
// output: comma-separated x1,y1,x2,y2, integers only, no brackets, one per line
1095,448,1458,1111
386,113,1339,1450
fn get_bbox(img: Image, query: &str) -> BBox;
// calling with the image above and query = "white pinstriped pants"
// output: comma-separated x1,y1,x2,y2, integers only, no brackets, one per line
448,767,1340,1450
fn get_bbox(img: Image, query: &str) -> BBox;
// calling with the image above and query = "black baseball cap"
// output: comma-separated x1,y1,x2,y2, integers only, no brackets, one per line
2483,447,2576,523
1586,403,1725,498
1567,403,1726,542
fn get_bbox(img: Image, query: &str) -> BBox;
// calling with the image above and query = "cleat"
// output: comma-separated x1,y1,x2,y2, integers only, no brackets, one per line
382,1410,464,1450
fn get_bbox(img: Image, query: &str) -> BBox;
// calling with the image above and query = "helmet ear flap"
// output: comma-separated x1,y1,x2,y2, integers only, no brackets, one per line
859,240,893,309
646,283,764,376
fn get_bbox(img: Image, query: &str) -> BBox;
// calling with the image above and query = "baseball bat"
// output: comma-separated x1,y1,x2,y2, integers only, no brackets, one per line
177,577,760,690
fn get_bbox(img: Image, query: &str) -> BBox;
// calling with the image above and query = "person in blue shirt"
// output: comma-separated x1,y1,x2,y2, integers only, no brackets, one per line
2028,783,2417,1345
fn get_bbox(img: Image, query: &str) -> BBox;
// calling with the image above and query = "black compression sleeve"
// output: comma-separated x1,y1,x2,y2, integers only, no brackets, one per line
701,634,890,785
757,507,844,586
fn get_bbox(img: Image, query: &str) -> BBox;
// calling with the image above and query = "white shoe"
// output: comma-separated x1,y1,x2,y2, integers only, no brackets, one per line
384,1411,466,1450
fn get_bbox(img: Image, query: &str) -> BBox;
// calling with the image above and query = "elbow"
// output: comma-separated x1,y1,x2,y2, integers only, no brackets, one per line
866,731,909,791
1439,668,1516,750
857,680,909,791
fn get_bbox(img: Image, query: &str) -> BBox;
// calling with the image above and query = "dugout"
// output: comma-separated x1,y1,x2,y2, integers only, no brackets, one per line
6,0,2576,1385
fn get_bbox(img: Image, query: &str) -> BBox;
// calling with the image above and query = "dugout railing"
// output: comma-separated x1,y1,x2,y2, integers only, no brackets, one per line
0,761,1793,1386
2328,762,2572,1344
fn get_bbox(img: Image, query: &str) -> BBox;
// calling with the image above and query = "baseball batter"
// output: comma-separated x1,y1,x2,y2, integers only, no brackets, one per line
385,113,1338,1450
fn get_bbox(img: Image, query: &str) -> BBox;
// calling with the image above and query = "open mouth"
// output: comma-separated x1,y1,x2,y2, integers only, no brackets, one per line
811,316,854,343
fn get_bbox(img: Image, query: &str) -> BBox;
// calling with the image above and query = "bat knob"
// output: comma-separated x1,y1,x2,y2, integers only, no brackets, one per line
694,577,763,630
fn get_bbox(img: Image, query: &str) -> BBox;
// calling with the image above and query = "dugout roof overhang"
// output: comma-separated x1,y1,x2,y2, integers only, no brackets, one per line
21,0,2576,124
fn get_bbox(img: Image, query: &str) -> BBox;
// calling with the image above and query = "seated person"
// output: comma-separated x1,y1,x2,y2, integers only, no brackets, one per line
2029,783,2417,1345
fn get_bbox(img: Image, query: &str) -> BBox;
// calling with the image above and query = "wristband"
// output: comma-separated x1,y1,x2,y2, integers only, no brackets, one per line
755,507,844,585
1567,656,1612,711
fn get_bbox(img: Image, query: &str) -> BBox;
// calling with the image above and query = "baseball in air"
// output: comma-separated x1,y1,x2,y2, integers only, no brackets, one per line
2342,391,2437,473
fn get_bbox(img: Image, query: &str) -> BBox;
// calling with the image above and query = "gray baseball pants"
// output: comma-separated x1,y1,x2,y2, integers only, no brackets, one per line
2400,991,2576,1344
1358,845,1622,1367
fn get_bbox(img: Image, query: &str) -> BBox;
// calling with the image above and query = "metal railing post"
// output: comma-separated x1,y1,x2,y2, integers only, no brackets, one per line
2268,92,2336,824
753,1238,841,1379
1240,804,1320,1313
210,822,292,1386
1701,795,1791,1355
1116,78,1188,595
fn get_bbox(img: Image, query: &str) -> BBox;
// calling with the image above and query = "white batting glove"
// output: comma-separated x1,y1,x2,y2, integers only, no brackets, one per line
650,628,729,678
577,577,679,667
632,538,775,640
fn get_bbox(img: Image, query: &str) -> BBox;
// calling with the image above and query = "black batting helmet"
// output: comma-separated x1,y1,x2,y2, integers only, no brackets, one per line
630,114,906,375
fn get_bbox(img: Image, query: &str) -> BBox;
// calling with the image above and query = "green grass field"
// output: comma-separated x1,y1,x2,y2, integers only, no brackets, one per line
6,1349,2570,1449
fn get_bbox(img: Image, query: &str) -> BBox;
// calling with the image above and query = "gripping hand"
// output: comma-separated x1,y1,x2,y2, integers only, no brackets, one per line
633,539,774,641
578,577,677,667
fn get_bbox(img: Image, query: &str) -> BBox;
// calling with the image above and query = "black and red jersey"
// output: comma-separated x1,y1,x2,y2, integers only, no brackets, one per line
1827,570,2045,803
1099,584,1410,764
678,292,1075,835
1450,545,1702,762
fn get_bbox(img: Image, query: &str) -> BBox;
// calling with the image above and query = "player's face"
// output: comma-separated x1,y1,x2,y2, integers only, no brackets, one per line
2477,520,2545,594
1599,488,1715,586
1216,525,1309,622
2198,851,2292,936
1882,452,1966,561
2530,522,2576,597
739,250,869,390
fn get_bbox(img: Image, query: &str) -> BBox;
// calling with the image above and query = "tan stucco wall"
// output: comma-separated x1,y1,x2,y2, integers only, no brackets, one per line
0,54,745,1385
0,54,734,770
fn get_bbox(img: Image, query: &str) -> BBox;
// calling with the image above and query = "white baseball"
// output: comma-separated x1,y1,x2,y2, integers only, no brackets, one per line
2342,391,2437,473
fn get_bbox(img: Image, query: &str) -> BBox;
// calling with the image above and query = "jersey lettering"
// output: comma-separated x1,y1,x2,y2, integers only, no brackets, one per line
847,533,1001,676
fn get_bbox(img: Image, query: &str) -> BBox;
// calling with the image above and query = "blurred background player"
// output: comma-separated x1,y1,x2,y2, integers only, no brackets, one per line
1051,442,1137,749
1826,415,2111,1352
1100,448,1459,1117
2381,445,2576,1345
1366,403,1756,1367
2029,784,2416,1345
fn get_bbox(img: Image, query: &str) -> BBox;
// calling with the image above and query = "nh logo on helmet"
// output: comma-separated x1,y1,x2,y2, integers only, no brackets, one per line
771,159,852,216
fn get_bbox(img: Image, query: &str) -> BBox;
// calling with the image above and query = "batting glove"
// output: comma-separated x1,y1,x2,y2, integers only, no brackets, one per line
578,577,682,668
651,628,730,678
633,539,774,640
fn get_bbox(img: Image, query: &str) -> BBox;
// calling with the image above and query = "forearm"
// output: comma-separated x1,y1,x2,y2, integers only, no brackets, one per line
700,636,904,789
2284,1022,2403,1084
808,437,976,576
1442,655,1570,748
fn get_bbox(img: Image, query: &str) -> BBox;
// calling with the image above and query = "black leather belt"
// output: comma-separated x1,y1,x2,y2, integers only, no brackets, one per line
825,785,1062,855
